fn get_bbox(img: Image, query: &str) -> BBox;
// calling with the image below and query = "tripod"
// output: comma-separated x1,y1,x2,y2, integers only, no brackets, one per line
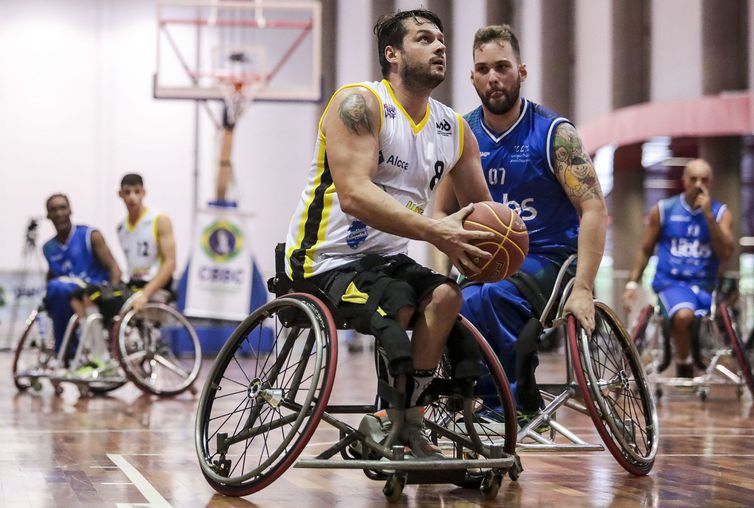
3,218,46,349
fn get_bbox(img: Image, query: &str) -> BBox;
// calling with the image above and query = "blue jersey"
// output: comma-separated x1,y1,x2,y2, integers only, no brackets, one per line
43,225,110,283
653,194,726,291
465,99,579,260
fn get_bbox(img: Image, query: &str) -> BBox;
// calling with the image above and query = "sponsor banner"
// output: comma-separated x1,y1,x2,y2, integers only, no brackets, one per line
184,208,254,320
0,270,46,349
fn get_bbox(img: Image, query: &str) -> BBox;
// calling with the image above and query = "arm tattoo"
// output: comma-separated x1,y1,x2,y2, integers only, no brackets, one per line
338,93,374,135
552,123,603,202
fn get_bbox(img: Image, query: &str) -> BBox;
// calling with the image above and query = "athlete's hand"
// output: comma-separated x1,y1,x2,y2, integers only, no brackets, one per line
130,292,149,313
564,287,595,336
431,203,494,277
622,285,637,313
694,185,713,218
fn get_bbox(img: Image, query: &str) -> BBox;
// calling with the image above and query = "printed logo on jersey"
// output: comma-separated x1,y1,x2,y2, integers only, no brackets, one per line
384,104,397,119
383,154,409,170
405,201,424,214
501,194,538,221
201,220,244,262
480,151,490,158
378,150,385,164
346,220,368,249
509,144,531,163
436,119,452,136
670,238,712,259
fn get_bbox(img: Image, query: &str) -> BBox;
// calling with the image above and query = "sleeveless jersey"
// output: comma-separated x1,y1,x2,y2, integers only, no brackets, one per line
653,194,726,291
465,99,579,259
117,208,162,282
286,79,464,278
42,225,109,283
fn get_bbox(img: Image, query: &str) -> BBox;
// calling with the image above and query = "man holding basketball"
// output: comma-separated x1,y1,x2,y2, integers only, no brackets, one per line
436,25,607,419
623,159,733,378
284,9,494,458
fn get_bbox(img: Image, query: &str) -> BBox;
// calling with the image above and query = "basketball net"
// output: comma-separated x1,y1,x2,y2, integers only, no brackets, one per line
219,77,265,128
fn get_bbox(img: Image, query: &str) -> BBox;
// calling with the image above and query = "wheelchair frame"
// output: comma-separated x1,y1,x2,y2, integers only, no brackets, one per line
195,256,520,501
631,299,754,401
12,292,202,398
510,254,659,476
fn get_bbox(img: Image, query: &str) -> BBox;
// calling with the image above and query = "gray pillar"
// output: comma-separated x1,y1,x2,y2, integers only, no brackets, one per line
371,0,395,82
321,0,338,103
540,0,573,118
700,136,742,270
610,144,645,321
702,0,748,94
486,0,520,28
612,0,649,108
427,0,453,105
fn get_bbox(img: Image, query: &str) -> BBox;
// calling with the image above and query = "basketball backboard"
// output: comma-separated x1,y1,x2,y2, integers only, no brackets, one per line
154,0,322,102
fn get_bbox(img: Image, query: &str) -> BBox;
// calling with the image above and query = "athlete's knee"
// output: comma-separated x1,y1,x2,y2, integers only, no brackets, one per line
394,305,415,329
672,308,695,330
422,282,462,315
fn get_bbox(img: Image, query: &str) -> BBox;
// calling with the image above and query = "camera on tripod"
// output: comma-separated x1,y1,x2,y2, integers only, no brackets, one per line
25,218,40,248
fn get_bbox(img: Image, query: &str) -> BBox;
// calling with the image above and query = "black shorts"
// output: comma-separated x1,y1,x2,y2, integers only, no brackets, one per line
311,253,454,332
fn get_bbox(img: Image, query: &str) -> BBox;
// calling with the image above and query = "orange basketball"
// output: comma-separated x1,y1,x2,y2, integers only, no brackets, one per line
462,201,529,283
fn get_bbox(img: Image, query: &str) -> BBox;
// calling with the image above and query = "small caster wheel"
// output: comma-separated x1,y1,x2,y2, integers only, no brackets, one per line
698,389,708,402
508,460,522,481
189,384,199,396
480,471,502,500
654,387,663,401
383,474,406,502
31,379,43,392
53,383,64,396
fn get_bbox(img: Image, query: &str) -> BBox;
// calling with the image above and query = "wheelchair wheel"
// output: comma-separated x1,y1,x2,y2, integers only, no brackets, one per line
65,314,127,395
630,304,655,351
195,293,337,497
718,303,754,398
13,308,57,391
113,303,201,397
423,316,518,485
568,301,659,476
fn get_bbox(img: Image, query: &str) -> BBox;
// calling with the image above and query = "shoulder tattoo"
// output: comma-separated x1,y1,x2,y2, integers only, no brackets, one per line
552,123,603,201
338,93,374,135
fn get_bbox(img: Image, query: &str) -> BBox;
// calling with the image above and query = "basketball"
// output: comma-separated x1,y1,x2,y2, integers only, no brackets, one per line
462,201,529,283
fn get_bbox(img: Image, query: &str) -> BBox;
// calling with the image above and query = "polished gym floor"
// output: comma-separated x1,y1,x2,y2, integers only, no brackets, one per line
3,340,754,507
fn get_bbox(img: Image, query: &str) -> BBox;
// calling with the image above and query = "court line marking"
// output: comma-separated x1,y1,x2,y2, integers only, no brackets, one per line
107,453,172,508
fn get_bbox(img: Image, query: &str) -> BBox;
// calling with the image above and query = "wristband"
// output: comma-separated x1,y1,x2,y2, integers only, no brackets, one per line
625,281,638,291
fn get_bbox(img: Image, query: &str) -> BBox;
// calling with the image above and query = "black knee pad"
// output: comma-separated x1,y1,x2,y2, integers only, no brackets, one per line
369,312,413,376
515,317,544,413
445,320,482,380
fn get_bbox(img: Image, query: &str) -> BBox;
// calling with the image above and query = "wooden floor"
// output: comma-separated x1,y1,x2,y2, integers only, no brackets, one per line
4,340,754,508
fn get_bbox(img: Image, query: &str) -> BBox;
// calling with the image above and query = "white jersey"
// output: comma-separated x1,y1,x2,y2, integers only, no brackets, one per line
285,79,464,278
117,208,162,282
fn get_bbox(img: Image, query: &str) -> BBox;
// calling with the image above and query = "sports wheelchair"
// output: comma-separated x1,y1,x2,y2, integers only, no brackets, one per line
194,245,519,501
13,288,202,398
630,297,754,401
482,254,658,476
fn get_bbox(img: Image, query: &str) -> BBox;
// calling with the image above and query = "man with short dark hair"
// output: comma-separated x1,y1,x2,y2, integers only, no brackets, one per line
436,24,607,421
117,173,177,312
284,9,494,458
43,194,121,353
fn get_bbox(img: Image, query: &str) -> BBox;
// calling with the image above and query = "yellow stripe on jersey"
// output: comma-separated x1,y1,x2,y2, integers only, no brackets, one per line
287,140,329,278
126,208,149,233
455,112,465,166
383,79,430,134
153,213,164,266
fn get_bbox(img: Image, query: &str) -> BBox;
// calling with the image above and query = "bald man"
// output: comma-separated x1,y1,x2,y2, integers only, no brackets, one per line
623,159,734,378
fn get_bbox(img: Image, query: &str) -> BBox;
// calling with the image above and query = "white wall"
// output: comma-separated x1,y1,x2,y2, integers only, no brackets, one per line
518,0,543,105
451,0,487,115
650,0,703,101
574,0,612,124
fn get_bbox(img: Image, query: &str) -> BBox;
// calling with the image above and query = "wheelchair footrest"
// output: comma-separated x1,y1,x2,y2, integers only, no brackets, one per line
293,456,513,471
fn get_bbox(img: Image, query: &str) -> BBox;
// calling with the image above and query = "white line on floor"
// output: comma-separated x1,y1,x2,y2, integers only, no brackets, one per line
107,453,172,508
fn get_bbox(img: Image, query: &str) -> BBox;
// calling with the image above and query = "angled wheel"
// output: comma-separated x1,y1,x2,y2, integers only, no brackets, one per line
569,301,659,475
423,316,517,486
195,293,338,497
113,303,201,396
13,307,57,391
65,314,126,395
630,304,655,351
718,303,754,398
